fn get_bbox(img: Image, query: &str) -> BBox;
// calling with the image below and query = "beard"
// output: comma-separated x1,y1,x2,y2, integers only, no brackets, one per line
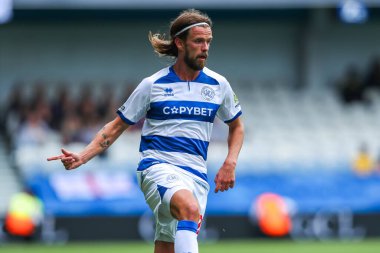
184,46,207,71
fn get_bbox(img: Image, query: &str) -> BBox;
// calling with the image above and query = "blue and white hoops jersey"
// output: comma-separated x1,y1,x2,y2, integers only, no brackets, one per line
117,66,242,184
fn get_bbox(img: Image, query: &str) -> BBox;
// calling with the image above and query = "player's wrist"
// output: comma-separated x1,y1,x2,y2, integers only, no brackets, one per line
78,152,89,165
223,159,237,169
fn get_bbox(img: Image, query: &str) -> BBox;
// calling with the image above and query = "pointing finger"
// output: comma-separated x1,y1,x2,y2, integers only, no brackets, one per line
47,155,64,161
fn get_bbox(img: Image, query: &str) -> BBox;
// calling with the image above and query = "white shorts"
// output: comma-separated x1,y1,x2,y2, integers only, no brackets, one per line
137,163,209,242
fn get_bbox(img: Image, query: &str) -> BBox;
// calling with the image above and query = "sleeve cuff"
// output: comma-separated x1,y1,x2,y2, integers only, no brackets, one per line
224,111,242,124
117,110,136,125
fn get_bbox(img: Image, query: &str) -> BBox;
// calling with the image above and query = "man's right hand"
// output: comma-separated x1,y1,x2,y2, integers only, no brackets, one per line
47,148,83,170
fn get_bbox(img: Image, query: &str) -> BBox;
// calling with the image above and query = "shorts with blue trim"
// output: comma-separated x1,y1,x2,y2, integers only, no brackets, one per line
137,163,209,242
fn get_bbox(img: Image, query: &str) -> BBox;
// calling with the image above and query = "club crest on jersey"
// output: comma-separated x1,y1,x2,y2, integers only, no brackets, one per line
163,88,174,96
201,86,215,101
167,174,179,183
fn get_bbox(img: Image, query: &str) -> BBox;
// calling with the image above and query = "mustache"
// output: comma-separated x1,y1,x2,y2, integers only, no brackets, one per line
197,53,208,59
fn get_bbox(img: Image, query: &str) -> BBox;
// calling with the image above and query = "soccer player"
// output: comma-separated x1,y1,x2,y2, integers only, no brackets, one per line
47,9,244,253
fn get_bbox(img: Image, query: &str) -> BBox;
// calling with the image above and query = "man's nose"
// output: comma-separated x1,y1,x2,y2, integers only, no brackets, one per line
201,42,209,51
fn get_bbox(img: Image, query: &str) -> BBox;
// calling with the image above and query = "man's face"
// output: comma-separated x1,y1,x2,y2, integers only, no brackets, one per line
183,26,213,71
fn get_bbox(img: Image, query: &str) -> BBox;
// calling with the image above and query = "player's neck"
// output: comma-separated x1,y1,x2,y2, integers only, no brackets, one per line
172,62,200,82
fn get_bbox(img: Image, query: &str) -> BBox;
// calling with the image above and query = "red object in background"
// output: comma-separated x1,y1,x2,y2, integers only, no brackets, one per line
256,193,292,237
4,214,35,237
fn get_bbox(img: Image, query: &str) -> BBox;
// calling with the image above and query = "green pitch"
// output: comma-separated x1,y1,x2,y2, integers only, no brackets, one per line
1,239,380,253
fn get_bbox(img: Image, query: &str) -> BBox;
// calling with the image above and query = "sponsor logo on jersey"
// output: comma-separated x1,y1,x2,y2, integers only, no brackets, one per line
163,106,214,117
201,86,215,101
119,105,126,111
147,101,219,122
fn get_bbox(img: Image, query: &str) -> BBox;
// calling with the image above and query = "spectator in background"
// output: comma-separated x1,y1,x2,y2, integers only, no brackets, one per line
29,80,52,125
76,83,97,124
97,82,118,123
2,79,140,149
16,109,52,148
352,143,375,176
337,65,370,105
76,84,102,144
1,80,143,151
364,56,380,92
60,111,83,145
50,83,74,131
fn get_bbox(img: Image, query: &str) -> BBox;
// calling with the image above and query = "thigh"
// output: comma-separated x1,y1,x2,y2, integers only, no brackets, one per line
137,164,190,242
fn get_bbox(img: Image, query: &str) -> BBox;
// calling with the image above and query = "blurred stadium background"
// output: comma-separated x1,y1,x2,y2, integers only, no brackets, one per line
1,0,380,251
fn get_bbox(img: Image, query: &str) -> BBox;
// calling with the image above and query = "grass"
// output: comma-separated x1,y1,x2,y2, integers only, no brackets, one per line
1,239,380,253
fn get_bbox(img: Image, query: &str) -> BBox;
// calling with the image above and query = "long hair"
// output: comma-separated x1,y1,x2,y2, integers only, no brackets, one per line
149,9,212,58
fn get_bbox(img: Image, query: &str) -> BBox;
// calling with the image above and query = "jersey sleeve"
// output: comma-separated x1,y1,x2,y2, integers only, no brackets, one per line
216,81,242,123
117,79,151,125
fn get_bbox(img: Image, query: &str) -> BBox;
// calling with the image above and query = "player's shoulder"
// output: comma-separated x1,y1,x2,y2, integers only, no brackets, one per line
143,67,171,85
202,67,229,86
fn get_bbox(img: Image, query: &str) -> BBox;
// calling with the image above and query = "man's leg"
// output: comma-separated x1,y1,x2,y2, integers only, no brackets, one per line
171,189,200,253
154,240,174,253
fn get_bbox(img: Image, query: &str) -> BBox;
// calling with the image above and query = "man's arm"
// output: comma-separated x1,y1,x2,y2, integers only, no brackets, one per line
214,117,244,193
47,116,129,170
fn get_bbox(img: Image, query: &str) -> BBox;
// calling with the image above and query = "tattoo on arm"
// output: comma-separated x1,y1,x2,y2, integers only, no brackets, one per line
99,130,110,149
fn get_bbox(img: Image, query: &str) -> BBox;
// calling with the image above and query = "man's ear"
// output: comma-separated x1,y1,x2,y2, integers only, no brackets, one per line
174,37,185,52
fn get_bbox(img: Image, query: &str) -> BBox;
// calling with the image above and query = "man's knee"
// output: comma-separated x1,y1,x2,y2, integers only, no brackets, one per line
170,190,200,222
180,202,199,221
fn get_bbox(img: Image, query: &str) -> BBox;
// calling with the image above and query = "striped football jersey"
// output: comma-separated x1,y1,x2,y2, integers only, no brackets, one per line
117,66,242,183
